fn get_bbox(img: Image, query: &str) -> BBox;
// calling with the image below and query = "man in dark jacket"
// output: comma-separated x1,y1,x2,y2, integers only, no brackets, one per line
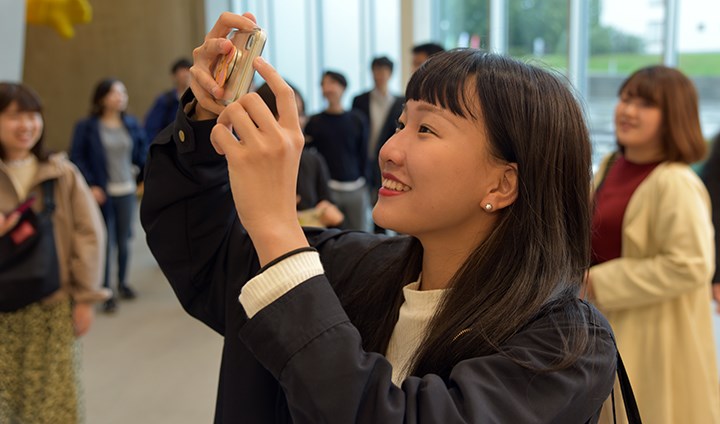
352,57,404,233
700,133,720,310
144,58,191,143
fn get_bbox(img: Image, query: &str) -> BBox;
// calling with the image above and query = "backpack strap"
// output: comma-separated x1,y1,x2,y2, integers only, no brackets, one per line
614,351,643,423
40,179,56,215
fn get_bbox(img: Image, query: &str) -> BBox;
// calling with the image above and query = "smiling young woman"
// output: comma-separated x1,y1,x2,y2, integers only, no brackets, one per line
589,66,719,424
141,12,618,423
0,82,107,423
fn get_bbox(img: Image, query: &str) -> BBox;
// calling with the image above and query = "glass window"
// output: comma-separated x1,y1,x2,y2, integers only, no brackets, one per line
321,0,363,111
371,0,402,95
436,0,490,49
677,0,720,139
268,0,311,101
508,0,568,73
222,0,403,114
586,0,665,165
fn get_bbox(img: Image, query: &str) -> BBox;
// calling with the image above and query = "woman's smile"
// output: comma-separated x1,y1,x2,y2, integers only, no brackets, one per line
379,174,411,197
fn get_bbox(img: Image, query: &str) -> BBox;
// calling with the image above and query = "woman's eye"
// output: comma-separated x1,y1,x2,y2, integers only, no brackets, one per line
395,120,405,132
418,125,433,134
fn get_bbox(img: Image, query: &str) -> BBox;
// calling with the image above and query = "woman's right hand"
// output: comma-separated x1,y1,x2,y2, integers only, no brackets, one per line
210,56,308,267
90,186,106,205
0,211,20,237
190,12,258,119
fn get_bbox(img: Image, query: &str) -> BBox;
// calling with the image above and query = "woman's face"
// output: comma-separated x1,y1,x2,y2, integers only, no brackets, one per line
373,99,508,240
614,92,663,151
0,101,43,158
103,81,129,113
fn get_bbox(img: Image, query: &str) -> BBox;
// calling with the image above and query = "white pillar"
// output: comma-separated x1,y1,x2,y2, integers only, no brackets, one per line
488,0,507,54
0,0,26,82
400,0,415,88
663,0,679,67
568,0,589,98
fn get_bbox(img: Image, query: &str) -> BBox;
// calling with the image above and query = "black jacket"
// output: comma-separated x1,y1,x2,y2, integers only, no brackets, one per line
700,136,720,283
140,93,617,423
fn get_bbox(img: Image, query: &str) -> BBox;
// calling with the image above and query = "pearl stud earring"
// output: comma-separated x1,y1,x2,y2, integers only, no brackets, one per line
485,203,493,211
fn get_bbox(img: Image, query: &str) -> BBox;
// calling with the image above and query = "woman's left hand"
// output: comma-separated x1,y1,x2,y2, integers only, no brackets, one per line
73,302,95,337
0,212,20,237
316,200,344,227
210,57,309,266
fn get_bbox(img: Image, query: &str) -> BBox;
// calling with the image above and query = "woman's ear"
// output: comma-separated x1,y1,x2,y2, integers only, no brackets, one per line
482,163,518,212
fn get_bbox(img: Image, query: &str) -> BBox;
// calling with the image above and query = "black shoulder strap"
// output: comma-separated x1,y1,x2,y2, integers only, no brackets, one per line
40,179,56,214
615,351,643,422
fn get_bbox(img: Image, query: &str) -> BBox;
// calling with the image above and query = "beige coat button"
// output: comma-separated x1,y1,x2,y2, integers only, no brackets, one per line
178,130,186,142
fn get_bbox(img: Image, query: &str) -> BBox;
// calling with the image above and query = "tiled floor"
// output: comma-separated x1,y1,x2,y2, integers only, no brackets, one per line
81,216,222,424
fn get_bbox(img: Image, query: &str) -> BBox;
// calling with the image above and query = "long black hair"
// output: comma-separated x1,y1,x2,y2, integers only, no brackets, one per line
341,50,593,380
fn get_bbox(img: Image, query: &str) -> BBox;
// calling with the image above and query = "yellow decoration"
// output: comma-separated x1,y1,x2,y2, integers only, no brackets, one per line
26,0,92,39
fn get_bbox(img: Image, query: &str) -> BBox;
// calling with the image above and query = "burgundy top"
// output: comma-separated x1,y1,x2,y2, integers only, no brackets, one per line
591,156,661,265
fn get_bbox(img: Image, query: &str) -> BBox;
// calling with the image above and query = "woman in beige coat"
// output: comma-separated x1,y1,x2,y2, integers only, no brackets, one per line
588,66,720,423
0,83,107,423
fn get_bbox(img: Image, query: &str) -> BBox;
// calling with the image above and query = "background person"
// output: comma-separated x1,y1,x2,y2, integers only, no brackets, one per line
144,58,192,143
700,132,720,310
587,65,720,423
305,70,369,231
70,78,148,313
0,82,106,423
140,12,617,422
411,42,445,72
352,56,404,233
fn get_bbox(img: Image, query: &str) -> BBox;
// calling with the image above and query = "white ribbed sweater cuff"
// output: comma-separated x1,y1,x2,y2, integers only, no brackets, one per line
239,251,324,318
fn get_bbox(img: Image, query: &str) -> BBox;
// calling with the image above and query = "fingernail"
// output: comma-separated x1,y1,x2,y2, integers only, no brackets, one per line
256,56,267,65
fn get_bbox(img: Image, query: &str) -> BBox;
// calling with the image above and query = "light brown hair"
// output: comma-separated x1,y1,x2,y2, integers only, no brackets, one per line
619,66,706,163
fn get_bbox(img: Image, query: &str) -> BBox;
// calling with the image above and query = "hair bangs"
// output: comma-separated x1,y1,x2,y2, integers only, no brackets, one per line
13,89,43,113
405,51,479,120
0,83,43,114
619,69,661,106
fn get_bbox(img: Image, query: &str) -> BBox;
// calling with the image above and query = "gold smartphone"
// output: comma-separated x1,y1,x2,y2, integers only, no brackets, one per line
213,28,267,105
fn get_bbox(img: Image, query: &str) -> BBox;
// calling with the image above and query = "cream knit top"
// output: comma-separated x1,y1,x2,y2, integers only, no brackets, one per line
385,280,446,385
4,155,38,200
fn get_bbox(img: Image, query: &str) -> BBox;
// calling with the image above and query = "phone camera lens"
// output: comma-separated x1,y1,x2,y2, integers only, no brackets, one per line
245,35,255,50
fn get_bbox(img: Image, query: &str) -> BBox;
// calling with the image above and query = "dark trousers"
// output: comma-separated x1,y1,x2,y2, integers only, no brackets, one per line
100,193,136,290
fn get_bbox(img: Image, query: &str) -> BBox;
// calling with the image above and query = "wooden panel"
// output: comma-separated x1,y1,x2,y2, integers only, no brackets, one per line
23,0,206,151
